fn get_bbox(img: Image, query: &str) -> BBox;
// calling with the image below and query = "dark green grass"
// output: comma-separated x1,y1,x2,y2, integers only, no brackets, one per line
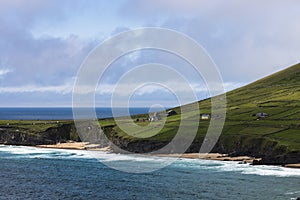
99,63,300,153
2,63,300,154
0,120,71,133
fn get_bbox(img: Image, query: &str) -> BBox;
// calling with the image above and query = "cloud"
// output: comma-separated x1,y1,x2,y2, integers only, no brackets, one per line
0,68,12,77
0,84,72,94
120,1,300,84
120,0,218,17
121,0,299,18
1,1,300,107
0,0,96,88
80,80,240,96
0,77,74,94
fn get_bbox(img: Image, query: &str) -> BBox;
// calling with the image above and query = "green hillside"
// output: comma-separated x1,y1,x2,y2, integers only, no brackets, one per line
101,63,300,164
1,63,300,164
222,63,300,152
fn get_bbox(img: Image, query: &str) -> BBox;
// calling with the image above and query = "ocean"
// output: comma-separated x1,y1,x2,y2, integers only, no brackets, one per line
0,107,152,120
0,108,300,199
0,145,300,200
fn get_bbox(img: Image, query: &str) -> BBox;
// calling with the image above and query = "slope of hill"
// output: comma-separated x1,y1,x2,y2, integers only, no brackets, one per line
101,63,300,165
1,63,300,165
212,63,300,164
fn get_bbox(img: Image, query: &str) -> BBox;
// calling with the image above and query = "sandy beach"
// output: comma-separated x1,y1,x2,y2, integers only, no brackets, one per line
36,142,89,150
285,163,300,168
36,142,111,151
36,142,256,162
153,153,260,163
35,142,258,163
35,142,300,168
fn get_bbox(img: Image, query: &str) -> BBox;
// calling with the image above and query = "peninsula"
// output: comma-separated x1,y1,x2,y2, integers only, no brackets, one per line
1,63,300,166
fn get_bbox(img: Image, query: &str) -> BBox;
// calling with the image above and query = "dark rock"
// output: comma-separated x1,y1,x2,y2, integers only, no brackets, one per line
0,123,79,146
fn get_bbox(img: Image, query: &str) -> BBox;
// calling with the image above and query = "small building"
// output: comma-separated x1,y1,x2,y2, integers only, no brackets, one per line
256,112,268,119
201,114,210,120
148,112,161,122
166,110,177,117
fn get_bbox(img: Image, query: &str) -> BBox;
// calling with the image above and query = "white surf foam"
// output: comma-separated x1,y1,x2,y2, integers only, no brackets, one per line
285,190,300,195
199,160,300,177
0,145,92,159
1,145,300,177
89,151,173,163
165,157,300,177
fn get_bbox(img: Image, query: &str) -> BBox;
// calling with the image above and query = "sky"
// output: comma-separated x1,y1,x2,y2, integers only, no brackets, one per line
1,0,300,107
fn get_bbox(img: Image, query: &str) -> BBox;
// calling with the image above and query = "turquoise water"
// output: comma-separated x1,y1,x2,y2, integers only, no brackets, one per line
0,145,299,200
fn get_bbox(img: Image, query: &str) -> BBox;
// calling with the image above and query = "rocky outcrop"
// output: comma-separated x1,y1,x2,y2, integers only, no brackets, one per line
40,123,79,144
106,131,300,164
0,123,79,146
109,139,168,153
212,136,300,165
1,122,299,165
0,130,44,146
252,151,300,165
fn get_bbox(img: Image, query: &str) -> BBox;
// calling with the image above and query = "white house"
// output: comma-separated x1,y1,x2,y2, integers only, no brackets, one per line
201,114,210,120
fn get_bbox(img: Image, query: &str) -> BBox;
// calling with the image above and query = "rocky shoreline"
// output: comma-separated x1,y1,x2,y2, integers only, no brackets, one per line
107,135,300,166
1,123,300,168
1,139,300,168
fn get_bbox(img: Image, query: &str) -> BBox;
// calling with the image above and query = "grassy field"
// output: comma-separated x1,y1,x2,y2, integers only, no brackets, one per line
1,63,300,158
0,120,69,133
99,63,300,154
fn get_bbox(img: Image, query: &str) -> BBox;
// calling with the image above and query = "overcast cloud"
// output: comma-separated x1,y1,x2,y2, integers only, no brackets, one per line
0,1,300,107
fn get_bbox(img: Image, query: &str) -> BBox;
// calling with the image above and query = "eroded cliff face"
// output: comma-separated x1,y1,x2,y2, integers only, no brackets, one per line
211,136,300,165
107,131,300,165
0,123,79,146
1,124,299,165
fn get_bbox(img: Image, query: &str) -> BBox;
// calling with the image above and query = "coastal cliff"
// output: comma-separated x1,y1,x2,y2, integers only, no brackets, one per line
102,63,300,165
107,131,300,165
0,122,79,146
1,63,300,166
0,121,299,165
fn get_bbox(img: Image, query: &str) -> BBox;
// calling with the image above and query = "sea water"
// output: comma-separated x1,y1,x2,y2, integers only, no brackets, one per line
0,108,299,199
0,145,299,200
0,107,152,120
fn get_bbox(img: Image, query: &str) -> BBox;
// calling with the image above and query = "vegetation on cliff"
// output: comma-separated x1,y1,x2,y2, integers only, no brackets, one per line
100,63,300,164
0,120,78,145
1,63,300,164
